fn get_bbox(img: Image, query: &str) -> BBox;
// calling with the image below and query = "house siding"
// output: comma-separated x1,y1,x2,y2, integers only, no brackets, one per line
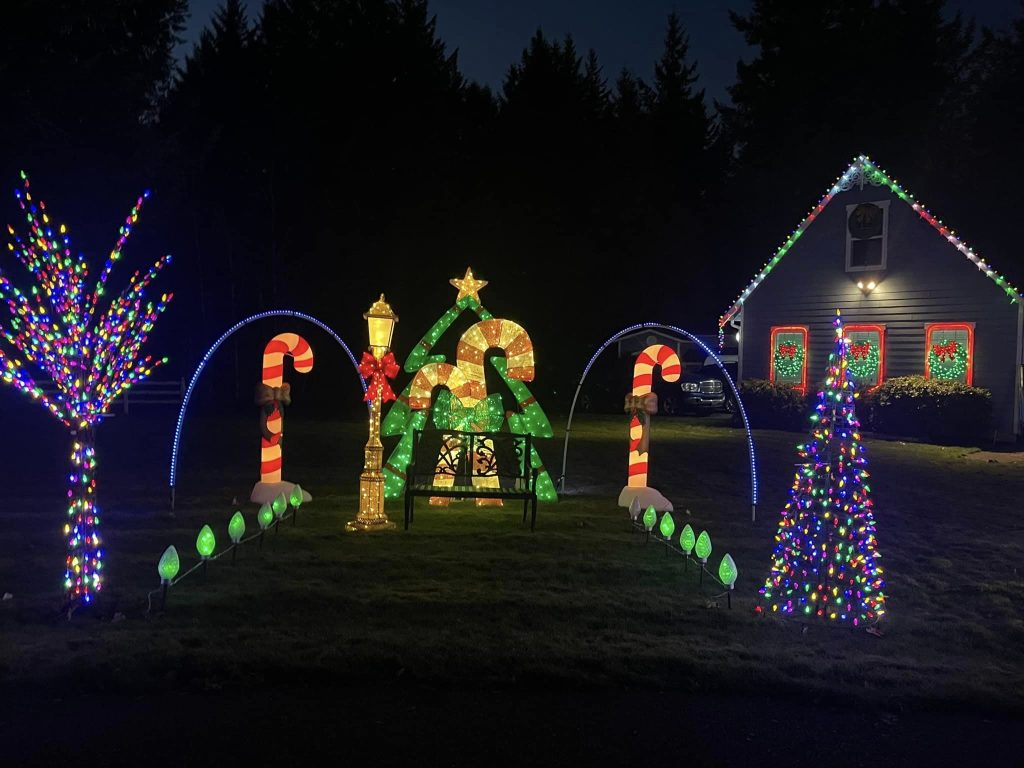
740,181,1021,440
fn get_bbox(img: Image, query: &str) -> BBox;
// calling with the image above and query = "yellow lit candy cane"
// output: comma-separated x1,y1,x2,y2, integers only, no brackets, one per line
407,362,476,504
407,319,535,505
456,319,534,505
626,344,680,488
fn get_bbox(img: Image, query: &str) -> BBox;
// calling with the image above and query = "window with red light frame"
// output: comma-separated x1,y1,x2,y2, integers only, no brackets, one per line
769,326,809,393
924,323,974,385
845,324,885,390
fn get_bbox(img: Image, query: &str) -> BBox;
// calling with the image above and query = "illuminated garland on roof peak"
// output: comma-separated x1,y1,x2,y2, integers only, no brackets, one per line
718,154,1022,335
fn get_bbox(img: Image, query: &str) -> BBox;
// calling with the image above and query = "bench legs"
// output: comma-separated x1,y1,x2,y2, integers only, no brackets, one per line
405,492,533,530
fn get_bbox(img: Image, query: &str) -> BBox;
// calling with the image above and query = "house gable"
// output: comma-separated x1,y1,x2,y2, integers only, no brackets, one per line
718,155,1023,331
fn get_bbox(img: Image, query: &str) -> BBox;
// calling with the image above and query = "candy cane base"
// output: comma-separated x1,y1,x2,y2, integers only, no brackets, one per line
251,481,312,506
617,485,673,513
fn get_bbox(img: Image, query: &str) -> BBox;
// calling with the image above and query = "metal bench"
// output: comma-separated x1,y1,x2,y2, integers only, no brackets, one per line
405,428,538,531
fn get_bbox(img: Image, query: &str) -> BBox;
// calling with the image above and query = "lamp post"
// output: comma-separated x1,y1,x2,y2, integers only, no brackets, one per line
346,294,398,532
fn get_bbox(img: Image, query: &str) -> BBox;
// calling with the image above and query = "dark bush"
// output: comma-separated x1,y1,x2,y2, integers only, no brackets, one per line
737,379,807,431
855,387,878,430
871,376,993,444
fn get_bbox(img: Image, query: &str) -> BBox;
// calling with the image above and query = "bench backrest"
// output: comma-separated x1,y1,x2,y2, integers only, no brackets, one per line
409,429,534,490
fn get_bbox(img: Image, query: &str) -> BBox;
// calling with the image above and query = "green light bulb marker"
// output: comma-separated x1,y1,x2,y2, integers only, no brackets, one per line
272,492,287,532
196,524,216,559
196,524,216,575
719,553,738,609
228,511,245,543
659,511,675,540
680,524,695,571
158,545,180,584
289,484,304,526
659,511,675,556
642,505,657,543
695,530,712,586
157,545,179,611
228,511,245,562
258,503,273,550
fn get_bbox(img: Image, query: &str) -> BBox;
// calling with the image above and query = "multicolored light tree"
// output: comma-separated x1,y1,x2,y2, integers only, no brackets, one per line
0,173,172,606
758,311,886,626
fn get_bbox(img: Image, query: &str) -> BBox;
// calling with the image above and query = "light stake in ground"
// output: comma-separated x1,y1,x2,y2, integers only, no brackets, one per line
659,511,675,555
228,511,245,562
272,492,287,532
258,502,273,549
696,530,712,584
758,310,886,627
719,554,738,608
0,173,172,606
289,483,304,526
680,524,695,571
157,545,179,610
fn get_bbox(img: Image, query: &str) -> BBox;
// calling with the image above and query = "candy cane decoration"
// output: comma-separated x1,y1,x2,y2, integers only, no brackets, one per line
456,319,535,383
457,320,535,505
408,362,479,503
408,363,475,410
407,320,536,505
260,333,314,483
626,344,680,488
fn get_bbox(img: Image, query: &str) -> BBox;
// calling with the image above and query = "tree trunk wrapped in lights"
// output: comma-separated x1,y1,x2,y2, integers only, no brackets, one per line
0,172,172,607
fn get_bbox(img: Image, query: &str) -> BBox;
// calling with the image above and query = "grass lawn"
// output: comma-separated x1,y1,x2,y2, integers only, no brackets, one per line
0,410,1022,719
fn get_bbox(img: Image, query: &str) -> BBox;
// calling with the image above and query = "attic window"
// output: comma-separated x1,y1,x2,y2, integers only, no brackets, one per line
846,201,889,272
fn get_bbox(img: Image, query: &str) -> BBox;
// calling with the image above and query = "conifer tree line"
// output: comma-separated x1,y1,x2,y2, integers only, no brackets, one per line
1,0,1021,405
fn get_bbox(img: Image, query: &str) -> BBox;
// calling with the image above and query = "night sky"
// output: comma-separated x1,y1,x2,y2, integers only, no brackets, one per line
182,0,1023,104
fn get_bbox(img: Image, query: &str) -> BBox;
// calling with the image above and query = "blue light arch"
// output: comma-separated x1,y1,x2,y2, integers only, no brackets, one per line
169,310,366,507
558,322,759,521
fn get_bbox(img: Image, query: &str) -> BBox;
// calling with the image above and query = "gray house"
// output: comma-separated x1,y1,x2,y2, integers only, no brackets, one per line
719,155,1024,440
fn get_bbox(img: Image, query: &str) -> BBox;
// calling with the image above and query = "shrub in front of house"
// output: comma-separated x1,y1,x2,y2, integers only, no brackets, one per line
737,379,807,431
871,376,992,444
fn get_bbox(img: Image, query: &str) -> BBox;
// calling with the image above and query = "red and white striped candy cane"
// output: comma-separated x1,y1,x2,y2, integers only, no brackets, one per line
627,344,681,488
260,333,314,483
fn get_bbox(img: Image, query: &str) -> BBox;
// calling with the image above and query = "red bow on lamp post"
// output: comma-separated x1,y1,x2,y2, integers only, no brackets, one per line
359,351,399,403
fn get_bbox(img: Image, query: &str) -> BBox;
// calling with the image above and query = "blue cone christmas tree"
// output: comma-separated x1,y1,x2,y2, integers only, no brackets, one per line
758,311,886,626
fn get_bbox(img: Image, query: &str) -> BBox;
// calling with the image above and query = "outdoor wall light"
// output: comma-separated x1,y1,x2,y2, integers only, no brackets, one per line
856,279,878,296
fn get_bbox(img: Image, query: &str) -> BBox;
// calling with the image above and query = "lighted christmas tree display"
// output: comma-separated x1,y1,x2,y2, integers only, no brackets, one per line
0,173,172,606
381,268,557,501
758,311,885,626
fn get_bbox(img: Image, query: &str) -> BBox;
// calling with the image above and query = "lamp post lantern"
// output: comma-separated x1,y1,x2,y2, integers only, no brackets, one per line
346,294,398,532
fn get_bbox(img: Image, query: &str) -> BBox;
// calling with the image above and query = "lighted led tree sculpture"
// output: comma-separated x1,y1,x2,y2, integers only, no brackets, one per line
758,311,886,627
0,173,172,606
381,268,557,502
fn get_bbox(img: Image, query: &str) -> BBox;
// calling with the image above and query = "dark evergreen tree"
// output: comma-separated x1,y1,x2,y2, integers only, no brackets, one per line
647,9,713,202
717,0,974,299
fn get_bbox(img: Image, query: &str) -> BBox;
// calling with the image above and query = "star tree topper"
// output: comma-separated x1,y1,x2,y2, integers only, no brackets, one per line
450,267,488,303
